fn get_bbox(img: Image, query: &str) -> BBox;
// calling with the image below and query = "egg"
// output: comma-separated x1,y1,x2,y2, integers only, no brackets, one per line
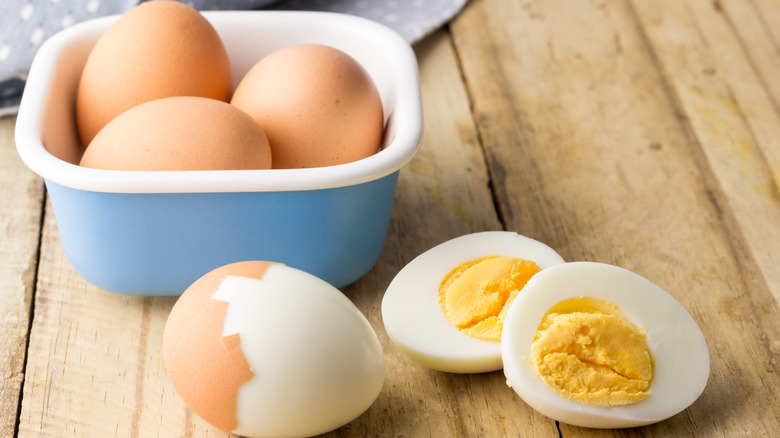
501,262,710,428
79,96,271,170
76,0,233,146
381,231,565,374
231,44,384,169
163,261,385,438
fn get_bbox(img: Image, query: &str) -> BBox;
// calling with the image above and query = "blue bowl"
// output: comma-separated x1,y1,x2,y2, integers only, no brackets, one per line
16,11,422,295
45,173,399,295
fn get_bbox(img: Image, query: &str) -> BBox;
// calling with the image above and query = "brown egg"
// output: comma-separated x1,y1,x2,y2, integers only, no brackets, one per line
79,97,271,171
163,261,272,433
76,0,233,147
231,44,384,169
163,260,386,437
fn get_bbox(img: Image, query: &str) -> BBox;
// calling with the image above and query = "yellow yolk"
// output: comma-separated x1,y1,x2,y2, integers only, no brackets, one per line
532,297,653,407
438,256,541,341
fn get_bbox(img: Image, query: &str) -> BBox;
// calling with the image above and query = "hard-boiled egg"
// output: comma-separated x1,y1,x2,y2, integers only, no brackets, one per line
163,261,385,438
501,262,709,428
381,232,565,373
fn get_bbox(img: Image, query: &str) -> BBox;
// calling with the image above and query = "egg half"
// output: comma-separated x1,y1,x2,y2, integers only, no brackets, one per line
381,231,565,373
163,261,385,438
501,262,710,428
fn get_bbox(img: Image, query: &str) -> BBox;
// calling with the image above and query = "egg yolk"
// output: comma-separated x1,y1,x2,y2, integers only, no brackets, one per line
439,256,541,341
532,297,654,407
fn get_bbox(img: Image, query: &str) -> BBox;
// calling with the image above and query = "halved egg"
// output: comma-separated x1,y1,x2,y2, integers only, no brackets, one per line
501,262,710,428
164,261,385,438
381,231,565,373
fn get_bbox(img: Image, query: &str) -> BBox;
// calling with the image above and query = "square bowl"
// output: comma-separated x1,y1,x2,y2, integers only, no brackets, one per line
15,11,422,296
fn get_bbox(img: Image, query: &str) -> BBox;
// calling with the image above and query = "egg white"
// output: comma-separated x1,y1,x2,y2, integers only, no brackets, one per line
212,265,385,438
381,231,565,373
501,262,710,428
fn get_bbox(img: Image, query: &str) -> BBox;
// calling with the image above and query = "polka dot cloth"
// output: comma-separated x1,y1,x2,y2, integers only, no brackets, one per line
0,0,467,116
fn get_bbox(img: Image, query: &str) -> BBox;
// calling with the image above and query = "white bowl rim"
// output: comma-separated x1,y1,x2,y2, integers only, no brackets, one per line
15,10,423,193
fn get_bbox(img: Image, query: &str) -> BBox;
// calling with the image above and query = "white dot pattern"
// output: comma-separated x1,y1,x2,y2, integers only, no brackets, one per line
86,0,101,13
20,4,34,20
0,0,468,111
30,27,44,45
0,45,10,62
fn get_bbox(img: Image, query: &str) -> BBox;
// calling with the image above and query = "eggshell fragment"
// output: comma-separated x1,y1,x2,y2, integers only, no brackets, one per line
231,44,384,169
163,261,386,438
79,96,271,171
76,0,233,146
163,261,268,432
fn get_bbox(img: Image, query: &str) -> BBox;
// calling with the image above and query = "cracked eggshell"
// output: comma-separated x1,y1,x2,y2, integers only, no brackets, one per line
163,261,385,438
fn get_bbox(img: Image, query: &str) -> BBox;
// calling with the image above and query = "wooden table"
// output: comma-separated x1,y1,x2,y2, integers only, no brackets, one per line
2,0,780,436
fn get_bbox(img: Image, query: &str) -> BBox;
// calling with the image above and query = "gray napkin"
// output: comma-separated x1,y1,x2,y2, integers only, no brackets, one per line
0,0,467,116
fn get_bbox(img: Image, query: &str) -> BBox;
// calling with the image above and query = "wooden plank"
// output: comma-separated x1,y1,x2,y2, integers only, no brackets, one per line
450,0,779,436
18,199,229,436
632,0,780,301
626,1,780,433
348,29,557,438
11,0,780,435
719,0,780,112
16,27,530,437
17,206,185,436
750,0,780,87
0,115,45,437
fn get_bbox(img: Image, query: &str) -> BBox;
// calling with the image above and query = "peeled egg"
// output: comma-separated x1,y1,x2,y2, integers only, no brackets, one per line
79,96,271,171
163,261,385,438
76,0,233,146
501,262,710,428
381,231,565,373
231,44,384,169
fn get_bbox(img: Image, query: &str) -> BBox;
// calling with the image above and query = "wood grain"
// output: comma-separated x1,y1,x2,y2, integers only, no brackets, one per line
633,0,780,301
345,29,559,438
18,206,184,436
451,0,780,436
0,115,44,437
3,0,780,436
